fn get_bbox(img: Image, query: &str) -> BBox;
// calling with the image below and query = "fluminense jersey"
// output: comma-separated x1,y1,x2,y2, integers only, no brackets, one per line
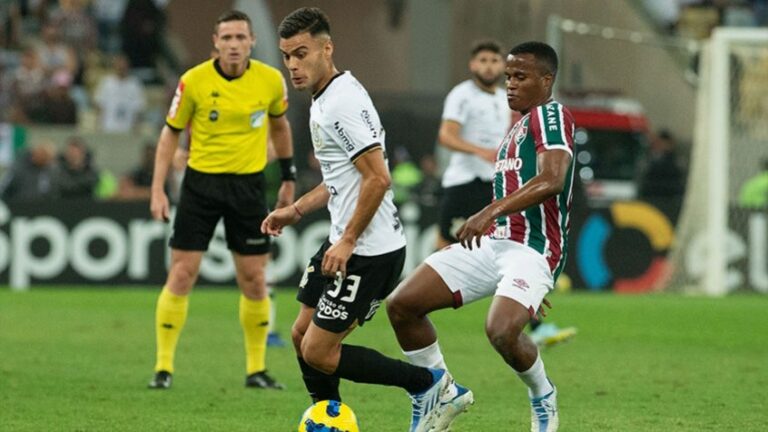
489,100,575,280
309,72,406,256
441,80,510,188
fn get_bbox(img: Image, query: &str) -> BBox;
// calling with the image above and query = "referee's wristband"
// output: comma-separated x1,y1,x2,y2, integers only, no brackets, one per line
278,157,297,181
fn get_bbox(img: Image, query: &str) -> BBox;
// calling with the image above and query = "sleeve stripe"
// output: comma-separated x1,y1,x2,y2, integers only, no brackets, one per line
350,143,382,162
536,106,549,146
166,121,183,132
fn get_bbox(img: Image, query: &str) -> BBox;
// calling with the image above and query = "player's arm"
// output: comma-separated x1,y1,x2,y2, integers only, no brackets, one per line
268,114,296,208
321,146,389,277
457,149,571,249
261,183,330,236
438,120,496,163
150,125,181,222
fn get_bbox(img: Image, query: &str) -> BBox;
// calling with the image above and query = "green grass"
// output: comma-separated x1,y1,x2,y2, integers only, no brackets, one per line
1,288,767,431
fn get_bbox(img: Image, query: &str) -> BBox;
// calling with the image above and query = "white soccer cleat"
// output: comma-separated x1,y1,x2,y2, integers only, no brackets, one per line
432,375,474,431
408,368,450,432
529,384,559,432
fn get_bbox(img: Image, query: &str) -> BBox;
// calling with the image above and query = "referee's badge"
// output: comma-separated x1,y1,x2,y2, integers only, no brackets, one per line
250,110,265,128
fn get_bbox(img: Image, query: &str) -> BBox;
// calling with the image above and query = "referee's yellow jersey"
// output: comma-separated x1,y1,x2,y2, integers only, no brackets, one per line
166,59,288,174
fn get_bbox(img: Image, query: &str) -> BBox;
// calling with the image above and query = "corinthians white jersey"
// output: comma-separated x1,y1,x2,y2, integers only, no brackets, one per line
309,72,406,256
441,80,510,188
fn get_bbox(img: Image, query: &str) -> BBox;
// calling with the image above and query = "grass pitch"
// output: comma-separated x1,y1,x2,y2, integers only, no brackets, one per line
1,287,766,431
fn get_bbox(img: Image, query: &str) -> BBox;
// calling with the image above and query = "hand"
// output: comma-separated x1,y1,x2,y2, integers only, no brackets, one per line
150,190,170,222
261,205,301,236
275,181,295,209
537,297,553,318
322,237,355,278
476,147,497,164
456,209,494,250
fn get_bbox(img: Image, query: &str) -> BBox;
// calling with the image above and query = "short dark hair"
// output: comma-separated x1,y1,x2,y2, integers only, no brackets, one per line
215,10,252,33
278,7,331,39
471,39,502,57
509,41,558,76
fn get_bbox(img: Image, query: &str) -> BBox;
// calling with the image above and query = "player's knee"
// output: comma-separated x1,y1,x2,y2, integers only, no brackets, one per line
485,320,525,351
168,261,199,290
300,341,335,375
386,286,425,323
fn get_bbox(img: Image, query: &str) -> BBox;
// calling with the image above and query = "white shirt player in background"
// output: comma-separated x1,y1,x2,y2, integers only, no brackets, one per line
93,54,146,132
264,8,458,432
436,40,510,249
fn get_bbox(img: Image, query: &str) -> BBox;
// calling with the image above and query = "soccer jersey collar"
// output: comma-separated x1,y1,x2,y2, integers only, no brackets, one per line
213,58,251,81
312,71,346,100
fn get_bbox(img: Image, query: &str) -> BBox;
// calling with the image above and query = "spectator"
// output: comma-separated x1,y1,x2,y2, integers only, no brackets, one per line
57,136,99,199
116,143,156,200
48,0,96,52
738,158,768,209
93,54,147,132
34,22,78,78
0,140,60,202
8,46,47,108
120,0,165,75
92,0,129,53
638,129,685,198
26,69,78,125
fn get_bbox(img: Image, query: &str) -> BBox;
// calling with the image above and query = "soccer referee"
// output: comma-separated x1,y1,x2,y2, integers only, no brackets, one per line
147,10,294,390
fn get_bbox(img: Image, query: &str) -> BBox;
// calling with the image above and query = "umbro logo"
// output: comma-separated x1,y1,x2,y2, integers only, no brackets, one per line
512,278,530,291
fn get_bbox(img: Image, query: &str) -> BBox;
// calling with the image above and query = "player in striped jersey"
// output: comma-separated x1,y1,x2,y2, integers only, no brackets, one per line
388,41,573,432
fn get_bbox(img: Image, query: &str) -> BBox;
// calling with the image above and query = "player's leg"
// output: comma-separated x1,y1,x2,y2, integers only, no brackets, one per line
232,252,282,389
486,242,558,431
149,249,204,389
292,303,341,402
150,169,221,389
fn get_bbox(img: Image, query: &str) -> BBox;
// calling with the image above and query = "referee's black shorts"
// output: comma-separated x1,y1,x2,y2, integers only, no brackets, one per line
439,178,493,242
170,167,271,255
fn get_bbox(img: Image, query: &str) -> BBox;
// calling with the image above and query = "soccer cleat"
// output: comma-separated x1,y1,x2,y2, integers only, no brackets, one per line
267,331,287,347
529,384,559,432
530,323,577,348
245,370,285,389
148,370,172,389
408,368,450,432
432,376,474,431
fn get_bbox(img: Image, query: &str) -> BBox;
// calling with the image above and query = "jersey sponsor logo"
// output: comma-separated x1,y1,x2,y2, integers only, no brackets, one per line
360,109,378,139
250,110,265,128
209,109,219,122
333,121,355,152
168,81,184,119
514,124,528,145
316,297,349,321
495,157,523,173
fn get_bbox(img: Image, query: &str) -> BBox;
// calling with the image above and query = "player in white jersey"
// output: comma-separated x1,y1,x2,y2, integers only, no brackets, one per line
262,8,453,432
437,40,510,249
388,42,574,432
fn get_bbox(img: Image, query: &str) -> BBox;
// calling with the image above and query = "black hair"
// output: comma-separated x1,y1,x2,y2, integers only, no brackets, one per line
278,7,331,39
471,39,502,57
215,10,252,33
509,41,558,76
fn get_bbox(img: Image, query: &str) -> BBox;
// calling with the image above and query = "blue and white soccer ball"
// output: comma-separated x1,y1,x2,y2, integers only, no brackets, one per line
298,399,359,432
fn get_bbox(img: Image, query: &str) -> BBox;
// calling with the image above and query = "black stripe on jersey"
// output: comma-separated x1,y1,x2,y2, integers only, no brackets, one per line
351,143,382,163
312,71,346,100
166,121,183,132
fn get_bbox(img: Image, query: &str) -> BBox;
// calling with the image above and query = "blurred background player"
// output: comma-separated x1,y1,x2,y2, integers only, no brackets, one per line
388,41,574,431
264,8,457,431
436,39,509,250
147,10,295,390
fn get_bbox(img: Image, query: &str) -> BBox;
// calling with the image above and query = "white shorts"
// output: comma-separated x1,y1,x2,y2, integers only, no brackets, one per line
424,237,554,315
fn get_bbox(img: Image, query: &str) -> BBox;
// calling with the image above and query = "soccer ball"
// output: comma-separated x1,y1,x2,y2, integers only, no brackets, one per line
298,400,359,432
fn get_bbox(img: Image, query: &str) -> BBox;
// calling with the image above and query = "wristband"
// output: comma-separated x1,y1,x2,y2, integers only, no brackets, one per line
278,157,297,181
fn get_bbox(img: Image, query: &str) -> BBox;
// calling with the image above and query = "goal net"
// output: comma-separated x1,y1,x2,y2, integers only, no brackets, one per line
666,28,768,295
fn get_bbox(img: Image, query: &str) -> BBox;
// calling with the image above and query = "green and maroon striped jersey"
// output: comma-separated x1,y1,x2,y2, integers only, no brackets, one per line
488,100,575,280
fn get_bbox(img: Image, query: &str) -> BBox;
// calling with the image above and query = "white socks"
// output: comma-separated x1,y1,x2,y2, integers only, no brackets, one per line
403,340,448,370
517,354,554,398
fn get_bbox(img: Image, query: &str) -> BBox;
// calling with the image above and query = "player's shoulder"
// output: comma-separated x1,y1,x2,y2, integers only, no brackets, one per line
447,80,475,97
180,59,216,83
323,72,372,109
535,100,574,122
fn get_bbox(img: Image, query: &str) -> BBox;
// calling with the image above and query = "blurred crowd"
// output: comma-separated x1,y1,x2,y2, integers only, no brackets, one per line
0,0,170,129
643,0,768,38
